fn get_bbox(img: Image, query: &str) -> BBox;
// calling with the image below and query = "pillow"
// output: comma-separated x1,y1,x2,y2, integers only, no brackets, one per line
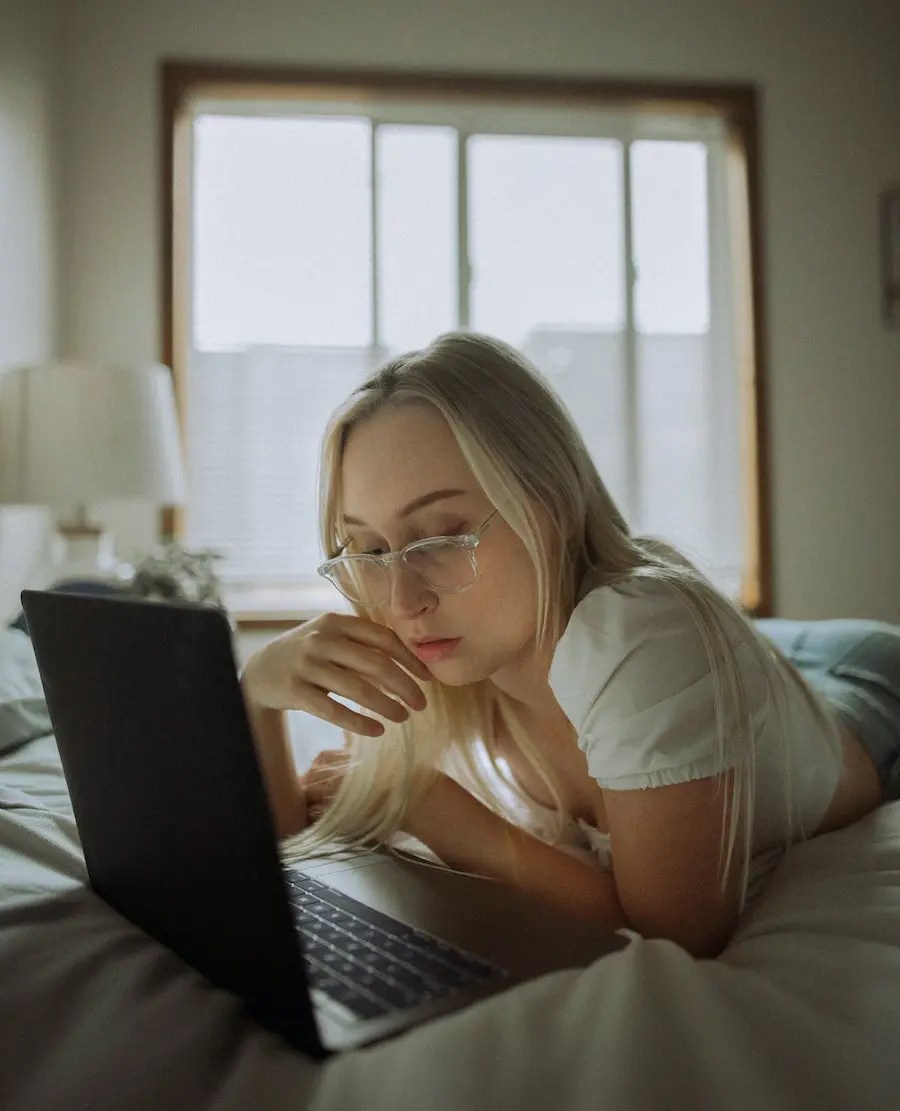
0,627,52,755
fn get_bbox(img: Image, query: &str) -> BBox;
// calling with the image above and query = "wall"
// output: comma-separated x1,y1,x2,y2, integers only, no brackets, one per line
39,0,900,620
0,0,62,622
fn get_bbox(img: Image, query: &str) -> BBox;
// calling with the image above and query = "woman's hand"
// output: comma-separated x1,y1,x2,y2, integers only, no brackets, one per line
302,748,351,822
240,611,432,736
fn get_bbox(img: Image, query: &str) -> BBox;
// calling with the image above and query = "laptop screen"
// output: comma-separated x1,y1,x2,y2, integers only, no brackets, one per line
21,589,323,1055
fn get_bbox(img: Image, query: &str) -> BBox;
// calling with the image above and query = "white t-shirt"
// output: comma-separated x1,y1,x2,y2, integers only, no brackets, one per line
485,577,846,902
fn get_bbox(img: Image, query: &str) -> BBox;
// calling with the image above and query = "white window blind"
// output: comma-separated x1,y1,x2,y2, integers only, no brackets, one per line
185,97,744,612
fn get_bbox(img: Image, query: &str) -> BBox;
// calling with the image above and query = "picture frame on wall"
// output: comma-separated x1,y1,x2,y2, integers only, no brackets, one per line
881,184,900,327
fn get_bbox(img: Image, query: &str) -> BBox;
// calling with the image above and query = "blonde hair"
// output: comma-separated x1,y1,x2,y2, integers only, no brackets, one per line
283,331,842,916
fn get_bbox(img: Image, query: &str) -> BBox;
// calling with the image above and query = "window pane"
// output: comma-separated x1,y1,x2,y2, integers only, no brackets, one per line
468,135,624,343
193,115,372,349
631,141,709,334
468,135,629,511
636,334,712,562
377,125,457,351
185,346,375,581
520,328,629,513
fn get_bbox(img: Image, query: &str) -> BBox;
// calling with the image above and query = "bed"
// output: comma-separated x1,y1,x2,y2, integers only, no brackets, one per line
2,629,900,1110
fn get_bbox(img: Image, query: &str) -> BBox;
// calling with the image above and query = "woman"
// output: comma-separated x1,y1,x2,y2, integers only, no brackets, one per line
240,332,896,959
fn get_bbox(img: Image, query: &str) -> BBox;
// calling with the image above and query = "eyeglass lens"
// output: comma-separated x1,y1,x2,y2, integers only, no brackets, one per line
330,540,477,604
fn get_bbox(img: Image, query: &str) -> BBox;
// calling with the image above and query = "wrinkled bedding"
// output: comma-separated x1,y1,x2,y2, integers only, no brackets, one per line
2,734,899,1110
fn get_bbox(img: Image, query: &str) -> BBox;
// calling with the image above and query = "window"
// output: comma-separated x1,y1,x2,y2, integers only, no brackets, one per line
164,68,766,623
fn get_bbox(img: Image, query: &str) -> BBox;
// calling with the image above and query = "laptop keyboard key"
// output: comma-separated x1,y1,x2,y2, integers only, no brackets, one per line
313,974,388,1020
286,869,507,1016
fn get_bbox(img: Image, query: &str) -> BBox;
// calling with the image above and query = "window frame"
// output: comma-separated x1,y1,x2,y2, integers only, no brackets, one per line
160,61,771,629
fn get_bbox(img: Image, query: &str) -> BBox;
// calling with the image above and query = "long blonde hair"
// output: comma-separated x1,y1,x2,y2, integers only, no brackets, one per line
283,331,841,916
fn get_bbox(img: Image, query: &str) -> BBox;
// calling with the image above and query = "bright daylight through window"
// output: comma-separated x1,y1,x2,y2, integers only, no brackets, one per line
184,94,750,618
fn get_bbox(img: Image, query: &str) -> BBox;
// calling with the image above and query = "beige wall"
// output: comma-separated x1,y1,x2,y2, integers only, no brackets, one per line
0,0,62,622
9,0,900,622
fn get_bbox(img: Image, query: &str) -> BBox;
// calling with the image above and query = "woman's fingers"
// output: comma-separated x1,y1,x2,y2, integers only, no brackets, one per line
328,613,432,684
303,687,386,736
370,628,433,684
325,645,428,714
240,611,432,734
302,664,413,727
364,654,429,711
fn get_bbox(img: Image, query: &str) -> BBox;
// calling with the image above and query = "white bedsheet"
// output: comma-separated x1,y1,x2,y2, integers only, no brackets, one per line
1,734,899,1110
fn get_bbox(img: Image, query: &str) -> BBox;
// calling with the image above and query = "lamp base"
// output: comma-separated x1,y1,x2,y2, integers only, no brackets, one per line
29,521,133,591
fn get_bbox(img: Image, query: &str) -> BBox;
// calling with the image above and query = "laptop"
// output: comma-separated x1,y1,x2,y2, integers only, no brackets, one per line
19,589,626,1057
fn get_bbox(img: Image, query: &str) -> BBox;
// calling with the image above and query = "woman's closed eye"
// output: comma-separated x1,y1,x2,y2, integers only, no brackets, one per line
360,523,468,557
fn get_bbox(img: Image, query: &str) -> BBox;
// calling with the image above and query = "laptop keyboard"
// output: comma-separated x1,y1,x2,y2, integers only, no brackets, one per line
285,871,506,1020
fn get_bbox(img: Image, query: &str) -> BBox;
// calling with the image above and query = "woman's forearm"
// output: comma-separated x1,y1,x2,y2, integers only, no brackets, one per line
240,685,308,840
403,774,630,931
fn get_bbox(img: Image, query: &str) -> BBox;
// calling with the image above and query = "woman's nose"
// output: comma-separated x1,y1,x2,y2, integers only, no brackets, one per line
386,562,436,617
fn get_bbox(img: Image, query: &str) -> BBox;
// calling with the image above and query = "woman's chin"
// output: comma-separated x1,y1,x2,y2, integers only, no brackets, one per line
426,663,470,686
426,656,495,687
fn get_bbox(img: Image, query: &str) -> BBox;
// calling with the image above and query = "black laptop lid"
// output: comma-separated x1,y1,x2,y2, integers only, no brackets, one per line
20,589,322,1056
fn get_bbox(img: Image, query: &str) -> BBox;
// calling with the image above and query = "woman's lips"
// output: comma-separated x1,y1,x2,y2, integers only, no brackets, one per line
413,637,463,663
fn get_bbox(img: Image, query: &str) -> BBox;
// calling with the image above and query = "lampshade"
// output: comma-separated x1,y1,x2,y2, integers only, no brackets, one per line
0,361,186,509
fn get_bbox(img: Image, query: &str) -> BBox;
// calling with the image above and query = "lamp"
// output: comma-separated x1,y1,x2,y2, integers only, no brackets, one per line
0,361,186,584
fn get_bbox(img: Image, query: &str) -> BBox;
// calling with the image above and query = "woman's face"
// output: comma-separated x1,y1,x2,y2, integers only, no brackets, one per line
339,403,550,691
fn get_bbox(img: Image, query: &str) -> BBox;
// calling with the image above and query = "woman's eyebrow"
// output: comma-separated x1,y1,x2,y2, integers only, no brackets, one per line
342,488,468,528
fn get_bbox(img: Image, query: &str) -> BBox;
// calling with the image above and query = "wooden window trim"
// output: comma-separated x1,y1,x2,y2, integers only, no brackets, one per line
158,60,772,630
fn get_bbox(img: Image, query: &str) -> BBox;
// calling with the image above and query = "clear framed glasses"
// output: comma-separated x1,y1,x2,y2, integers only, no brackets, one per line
318,508,500,607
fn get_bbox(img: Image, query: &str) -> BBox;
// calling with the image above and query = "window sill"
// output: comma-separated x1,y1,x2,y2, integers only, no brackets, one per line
226,582,351,629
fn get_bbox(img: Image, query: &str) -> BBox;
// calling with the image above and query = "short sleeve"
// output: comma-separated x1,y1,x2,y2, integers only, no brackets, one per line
548,579,769,790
